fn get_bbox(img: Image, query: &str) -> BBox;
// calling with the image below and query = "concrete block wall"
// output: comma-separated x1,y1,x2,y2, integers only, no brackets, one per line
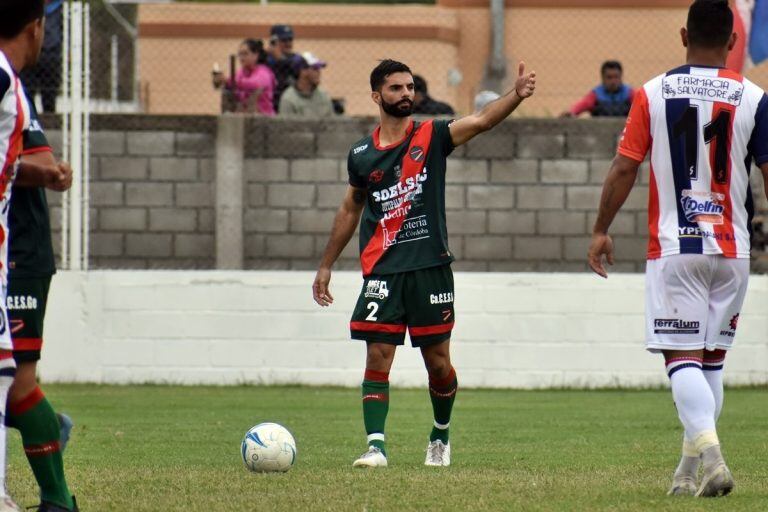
39,115,768,272
39,271,768,387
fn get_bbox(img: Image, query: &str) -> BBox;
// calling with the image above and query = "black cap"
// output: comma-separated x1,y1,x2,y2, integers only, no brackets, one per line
270,24,294,41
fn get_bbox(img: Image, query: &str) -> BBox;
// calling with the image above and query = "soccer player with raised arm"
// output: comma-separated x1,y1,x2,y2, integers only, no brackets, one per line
0,1,57,510
588,0,768,498
313,59,535,468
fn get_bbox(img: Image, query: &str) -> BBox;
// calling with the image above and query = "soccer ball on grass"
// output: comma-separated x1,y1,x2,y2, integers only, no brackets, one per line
240,422,297,473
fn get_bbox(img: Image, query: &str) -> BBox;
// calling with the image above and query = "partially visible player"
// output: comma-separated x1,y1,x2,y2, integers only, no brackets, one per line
313,59,535,467
5,91,76,512
588,0,768,498
0,1,52,510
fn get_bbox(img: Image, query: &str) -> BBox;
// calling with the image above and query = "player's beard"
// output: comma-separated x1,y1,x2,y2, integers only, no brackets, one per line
381,97,413,118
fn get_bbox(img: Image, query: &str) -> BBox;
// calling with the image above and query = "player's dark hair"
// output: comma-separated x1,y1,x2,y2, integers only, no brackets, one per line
601,60,623,75
370,60,412,92
242,38,267,65
686,0,733,48
0,0,44,40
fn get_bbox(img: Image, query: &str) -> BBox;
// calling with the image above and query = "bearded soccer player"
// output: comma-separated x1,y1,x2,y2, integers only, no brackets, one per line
588,0,768,498
313,59,535,467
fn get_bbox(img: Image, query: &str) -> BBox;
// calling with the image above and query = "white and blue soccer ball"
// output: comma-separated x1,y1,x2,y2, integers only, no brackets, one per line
241,422,297,473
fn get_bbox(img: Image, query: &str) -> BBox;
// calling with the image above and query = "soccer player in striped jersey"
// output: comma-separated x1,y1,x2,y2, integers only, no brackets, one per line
313,60,535,468
0,1,52,510
588,0,768,498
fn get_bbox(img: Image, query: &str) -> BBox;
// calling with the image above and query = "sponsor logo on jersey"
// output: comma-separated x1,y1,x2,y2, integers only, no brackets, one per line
382,215,430,247
369,169,384,184
662,74,744,106
654,318,700,334
364,280,389,300
409,146,425,162
6,295,38,311
371,167,428,204
353,144,368,155
430,292,454,304
680,190,725,224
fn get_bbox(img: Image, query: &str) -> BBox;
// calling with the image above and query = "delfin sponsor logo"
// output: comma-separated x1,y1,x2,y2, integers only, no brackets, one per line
680,190,724,225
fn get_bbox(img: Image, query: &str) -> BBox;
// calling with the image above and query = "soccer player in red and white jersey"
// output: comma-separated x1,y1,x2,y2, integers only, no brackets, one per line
0,1,51,510
588,0,768,498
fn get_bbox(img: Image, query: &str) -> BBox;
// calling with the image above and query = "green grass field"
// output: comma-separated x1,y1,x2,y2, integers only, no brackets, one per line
6,385,768,511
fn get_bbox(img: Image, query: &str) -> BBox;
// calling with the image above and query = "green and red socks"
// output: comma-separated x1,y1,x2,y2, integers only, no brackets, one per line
7,386,73,510
428,366,458,443
362,369,389,455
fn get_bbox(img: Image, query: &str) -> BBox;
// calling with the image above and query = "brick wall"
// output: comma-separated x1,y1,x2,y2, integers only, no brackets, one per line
41,115,768,272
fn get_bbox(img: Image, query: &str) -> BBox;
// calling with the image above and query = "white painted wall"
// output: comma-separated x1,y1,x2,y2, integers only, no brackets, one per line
38,271,768,388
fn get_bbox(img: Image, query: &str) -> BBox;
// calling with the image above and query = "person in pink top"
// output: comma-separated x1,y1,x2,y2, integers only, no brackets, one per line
213,39,276,115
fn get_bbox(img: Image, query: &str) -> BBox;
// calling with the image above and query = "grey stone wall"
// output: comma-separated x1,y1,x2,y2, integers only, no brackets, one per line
40,115,768,272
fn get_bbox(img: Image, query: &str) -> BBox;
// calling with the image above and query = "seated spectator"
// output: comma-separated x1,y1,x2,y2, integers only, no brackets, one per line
267,24,297,112
213,39,276,115
412,75,455,115
561,60,634,117
278,52,334,118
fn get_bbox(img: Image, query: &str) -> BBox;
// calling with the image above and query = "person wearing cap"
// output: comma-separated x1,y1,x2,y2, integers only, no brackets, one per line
278,52,335,118
267,24,296,112
412,75,454,116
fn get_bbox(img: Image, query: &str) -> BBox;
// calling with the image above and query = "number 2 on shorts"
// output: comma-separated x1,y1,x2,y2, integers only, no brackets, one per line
366,302,379,321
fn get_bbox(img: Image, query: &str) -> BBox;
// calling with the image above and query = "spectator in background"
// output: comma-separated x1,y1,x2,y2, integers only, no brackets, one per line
266,24,297,112
279,52,334,118
213,39,276,115
561,60,634,117
20,0,63,112
412,75,454,115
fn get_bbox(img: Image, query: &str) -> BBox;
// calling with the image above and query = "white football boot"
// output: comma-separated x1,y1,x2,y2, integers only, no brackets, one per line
696,462,734,497
424,439,451,466
668,474,698,496
352,446,388,468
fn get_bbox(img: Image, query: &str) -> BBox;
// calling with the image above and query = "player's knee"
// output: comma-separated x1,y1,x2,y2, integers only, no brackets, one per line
8,363,38,404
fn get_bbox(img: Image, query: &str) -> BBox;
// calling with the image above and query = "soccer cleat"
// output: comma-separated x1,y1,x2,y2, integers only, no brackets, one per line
34,496,79,512
352,446,387,468
57,413,73,453
424,439,451,467
696,463,734,498
0,496,20,512
667,475,697,496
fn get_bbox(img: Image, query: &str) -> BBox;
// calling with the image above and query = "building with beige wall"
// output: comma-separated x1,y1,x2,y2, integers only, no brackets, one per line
137,0,768,117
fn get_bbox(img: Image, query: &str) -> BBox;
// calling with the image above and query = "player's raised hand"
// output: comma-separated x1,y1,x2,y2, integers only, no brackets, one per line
515,62,536,99
313,267,334,307
587,232,614,278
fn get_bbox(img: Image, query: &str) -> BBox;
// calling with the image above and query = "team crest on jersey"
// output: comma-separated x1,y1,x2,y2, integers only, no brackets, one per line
364,280,389,300
409,146,425,162
369,169,385,184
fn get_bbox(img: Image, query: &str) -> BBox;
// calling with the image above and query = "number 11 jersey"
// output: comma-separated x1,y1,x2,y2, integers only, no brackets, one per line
619,65,768,259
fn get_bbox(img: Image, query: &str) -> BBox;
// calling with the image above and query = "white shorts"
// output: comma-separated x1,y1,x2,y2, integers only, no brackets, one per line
645,254,749,353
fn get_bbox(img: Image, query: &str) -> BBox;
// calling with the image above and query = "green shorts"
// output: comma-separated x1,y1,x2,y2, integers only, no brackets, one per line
8,276,51,363
350,264,455,347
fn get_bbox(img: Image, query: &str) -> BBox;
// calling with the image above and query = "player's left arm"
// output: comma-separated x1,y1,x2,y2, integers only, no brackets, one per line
449,62,536,147
587,154,641,278
761,163,768,201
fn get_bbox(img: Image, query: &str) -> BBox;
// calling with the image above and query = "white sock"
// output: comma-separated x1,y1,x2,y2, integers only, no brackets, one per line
703,354,725,421
0,360,14,499
666,358,717,441
674,436,700,478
